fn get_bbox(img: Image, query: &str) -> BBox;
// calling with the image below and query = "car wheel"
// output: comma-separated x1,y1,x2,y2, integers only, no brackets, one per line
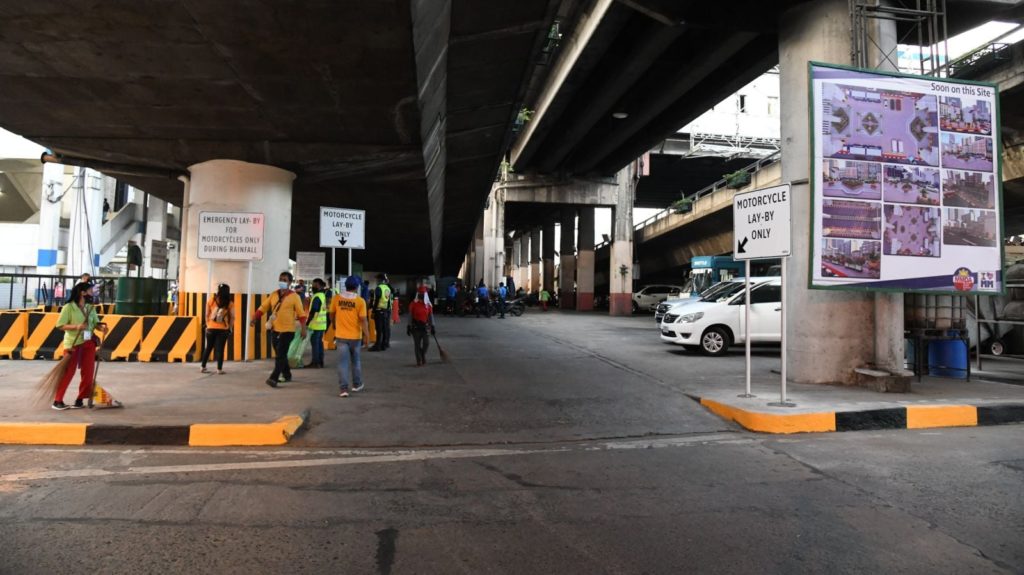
632,300,639,313
990,339,1005,356
700,327,730,356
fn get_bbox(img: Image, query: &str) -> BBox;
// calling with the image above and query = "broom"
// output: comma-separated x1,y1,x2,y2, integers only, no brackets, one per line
431,331,451,363
33,330,84,407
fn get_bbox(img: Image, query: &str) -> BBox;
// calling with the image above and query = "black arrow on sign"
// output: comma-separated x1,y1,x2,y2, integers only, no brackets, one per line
339,237,348,246
738,237,748,253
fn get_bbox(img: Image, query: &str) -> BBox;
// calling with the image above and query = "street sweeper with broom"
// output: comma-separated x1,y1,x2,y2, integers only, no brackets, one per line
45,282,108,410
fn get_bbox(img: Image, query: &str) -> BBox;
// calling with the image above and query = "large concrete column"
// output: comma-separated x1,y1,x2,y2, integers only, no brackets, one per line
868,6,905,374
472,218,486,286
511,236,522,291
66,167,104,278
530,228,541,293
576,207,595,311
780,0,875,384
542,220,556,294
182,160,295,296
492,192,506,287
608,165,635,316
35,162,65,275
559,207,577,309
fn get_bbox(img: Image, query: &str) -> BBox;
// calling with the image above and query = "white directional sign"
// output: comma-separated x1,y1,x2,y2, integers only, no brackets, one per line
197,211,264,261
733,184,791,260
319,206,365,250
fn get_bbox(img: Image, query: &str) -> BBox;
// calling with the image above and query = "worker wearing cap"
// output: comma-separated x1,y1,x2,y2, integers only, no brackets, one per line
330,276,370,397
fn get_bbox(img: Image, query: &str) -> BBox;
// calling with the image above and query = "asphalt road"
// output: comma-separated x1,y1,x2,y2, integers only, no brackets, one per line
1,311,1021,574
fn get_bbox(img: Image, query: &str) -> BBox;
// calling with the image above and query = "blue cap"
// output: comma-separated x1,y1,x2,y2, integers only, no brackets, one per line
344,276,360,290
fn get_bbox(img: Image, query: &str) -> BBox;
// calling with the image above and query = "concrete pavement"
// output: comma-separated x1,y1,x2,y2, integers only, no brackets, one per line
1,310,1022,445
1,311,1023,573
0,426,1021,573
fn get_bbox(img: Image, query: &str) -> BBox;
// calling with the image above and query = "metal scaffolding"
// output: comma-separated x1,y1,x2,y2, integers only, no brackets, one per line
850,0,949,76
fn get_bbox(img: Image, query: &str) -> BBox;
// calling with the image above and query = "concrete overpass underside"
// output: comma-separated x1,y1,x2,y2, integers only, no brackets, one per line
0,0,558,274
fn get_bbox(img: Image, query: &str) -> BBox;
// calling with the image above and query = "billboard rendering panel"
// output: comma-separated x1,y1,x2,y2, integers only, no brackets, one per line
810,62,1003,294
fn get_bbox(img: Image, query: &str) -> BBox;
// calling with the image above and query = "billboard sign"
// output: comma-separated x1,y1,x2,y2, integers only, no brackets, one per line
810,62,1002,294
197,212,265,261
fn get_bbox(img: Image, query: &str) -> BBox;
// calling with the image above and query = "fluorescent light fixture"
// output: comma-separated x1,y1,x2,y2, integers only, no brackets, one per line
612,112,629,119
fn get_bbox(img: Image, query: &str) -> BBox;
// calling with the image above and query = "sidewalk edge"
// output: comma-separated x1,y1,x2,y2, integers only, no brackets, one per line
0,411,311,447
697,398,1024,434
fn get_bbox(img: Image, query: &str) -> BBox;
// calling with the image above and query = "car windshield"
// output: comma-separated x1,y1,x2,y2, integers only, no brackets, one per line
692,271,713,294
700,281,746,302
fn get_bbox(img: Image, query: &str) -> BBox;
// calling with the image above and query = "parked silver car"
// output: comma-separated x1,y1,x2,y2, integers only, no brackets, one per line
632,284,685,313
654,277,778,323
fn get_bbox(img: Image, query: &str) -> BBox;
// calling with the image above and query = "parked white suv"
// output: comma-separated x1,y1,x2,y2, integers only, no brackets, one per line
632,284,685,313
659,278,782,355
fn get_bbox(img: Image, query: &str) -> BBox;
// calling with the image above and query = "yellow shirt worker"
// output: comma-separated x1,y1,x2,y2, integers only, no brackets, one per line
251,271,307,388
329,276,370,397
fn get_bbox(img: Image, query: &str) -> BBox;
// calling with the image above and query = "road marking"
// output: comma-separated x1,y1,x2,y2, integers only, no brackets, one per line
0,433,747,483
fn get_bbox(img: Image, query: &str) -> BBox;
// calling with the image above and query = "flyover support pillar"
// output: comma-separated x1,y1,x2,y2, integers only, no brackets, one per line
516,235,524,292
530,228,541,294
472,218,486,286
608,164,635,316
542,220,556,295
559,208,576,309
35,162,65,276
780,0,877,384
576,207,595,311
181,159,296,311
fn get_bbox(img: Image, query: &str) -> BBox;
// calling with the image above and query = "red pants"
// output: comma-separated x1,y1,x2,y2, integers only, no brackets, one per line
55,340,96,403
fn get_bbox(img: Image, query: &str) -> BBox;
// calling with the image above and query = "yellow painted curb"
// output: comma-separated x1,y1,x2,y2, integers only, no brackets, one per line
906,405,977,429
189,414,308,446
701,399,836,434
0,423,87,445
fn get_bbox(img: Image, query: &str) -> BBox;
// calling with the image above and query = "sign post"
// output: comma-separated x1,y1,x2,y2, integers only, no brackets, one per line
196,211,264,363
733,184,793,407
320,206,366,285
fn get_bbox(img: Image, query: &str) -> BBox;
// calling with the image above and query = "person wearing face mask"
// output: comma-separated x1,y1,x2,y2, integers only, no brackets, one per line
52,282,108,410
251,271,308,387
305,278,328,368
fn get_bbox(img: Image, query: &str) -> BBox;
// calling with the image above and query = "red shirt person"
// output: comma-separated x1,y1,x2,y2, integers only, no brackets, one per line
406,292,435,366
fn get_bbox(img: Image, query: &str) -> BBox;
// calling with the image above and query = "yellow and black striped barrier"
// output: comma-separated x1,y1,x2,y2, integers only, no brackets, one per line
138,316,200,363
96,315,143,362
181,292,279,361
22,312,66,360
4,290,305,364
0,312,27,359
